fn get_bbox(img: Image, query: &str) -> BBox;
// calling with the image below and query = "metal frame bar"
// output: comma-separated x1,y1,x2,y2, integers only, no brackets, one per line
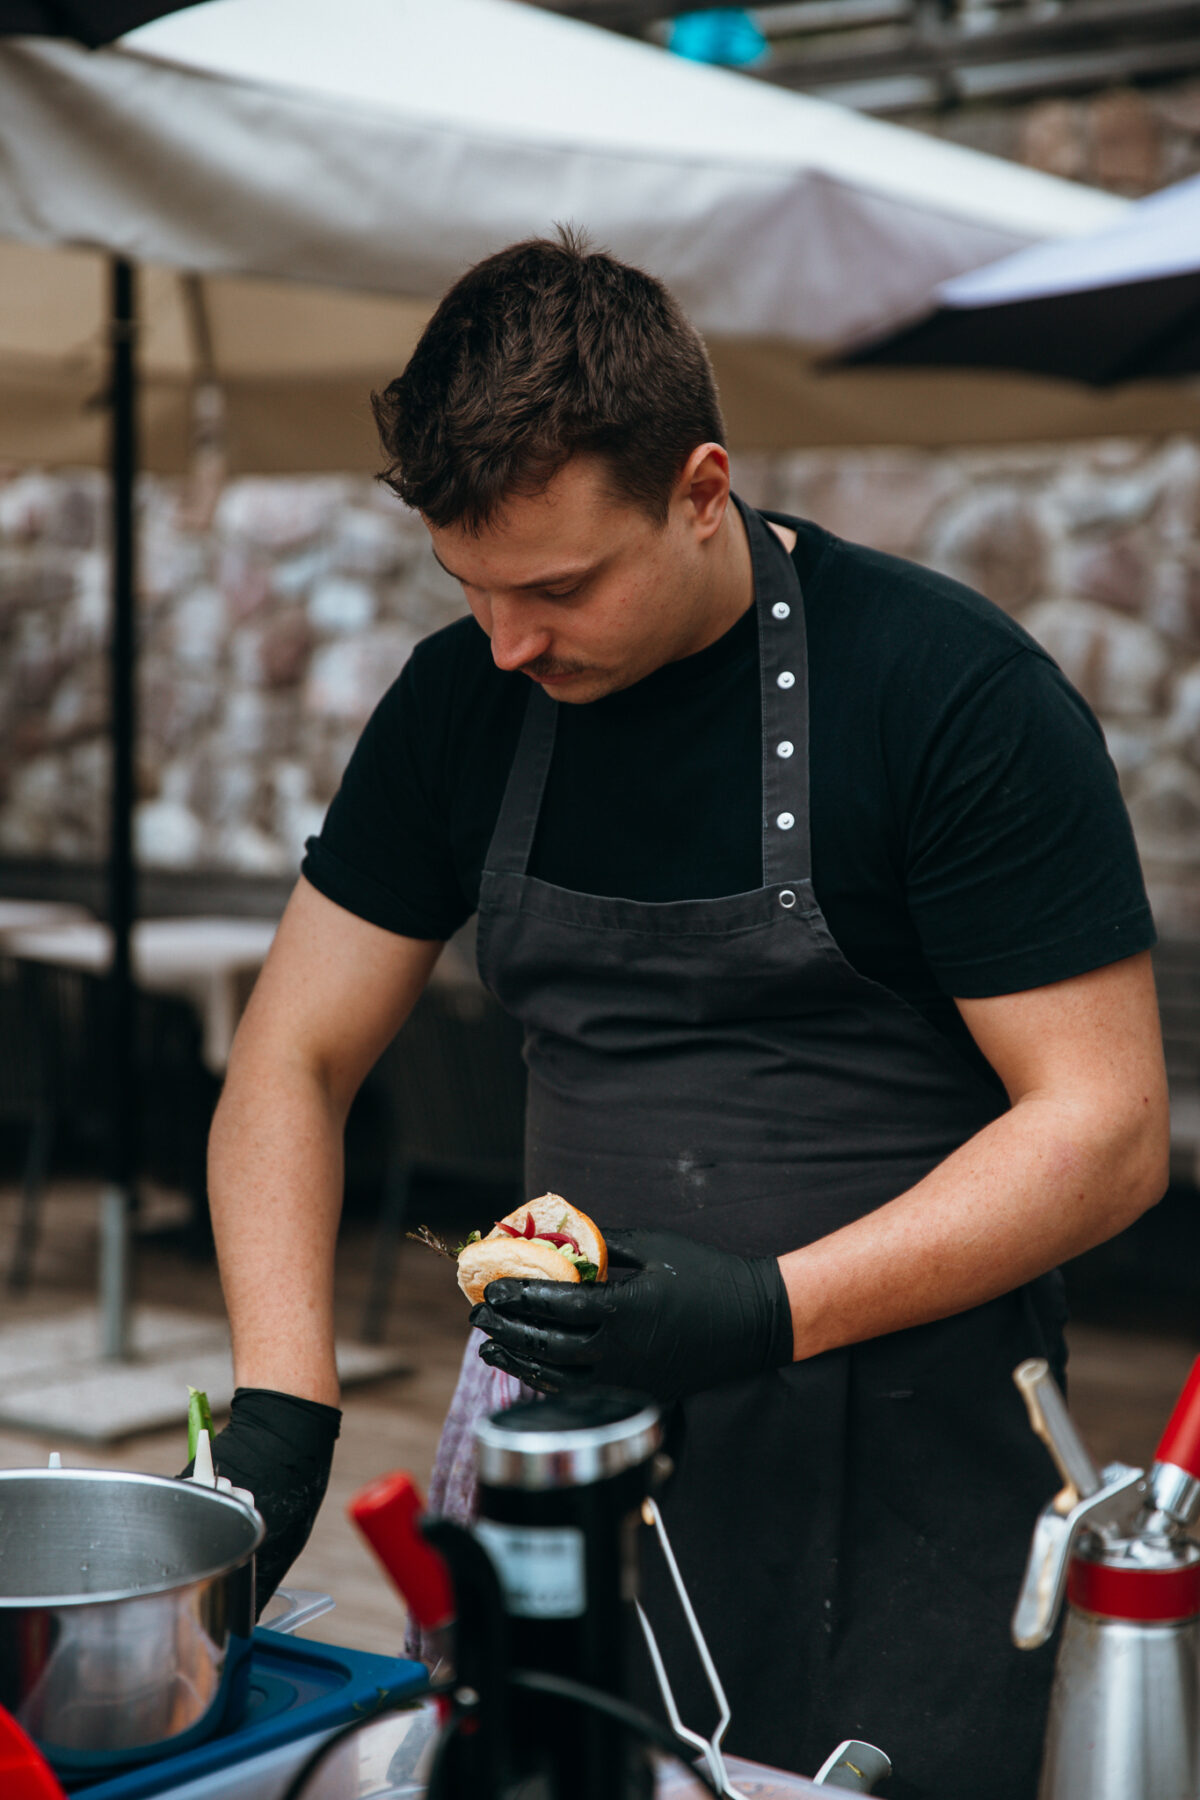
101,255,138,1363
538,0,1200,113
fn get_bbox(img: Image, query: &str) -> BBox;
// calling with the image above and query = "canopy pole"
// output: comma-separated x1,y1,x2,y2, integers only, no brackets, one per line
101,254,138,1364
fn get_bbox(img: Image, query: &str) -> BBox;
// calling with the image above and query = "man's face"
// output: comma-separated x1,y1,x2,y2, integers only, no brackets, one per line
426,452,731,704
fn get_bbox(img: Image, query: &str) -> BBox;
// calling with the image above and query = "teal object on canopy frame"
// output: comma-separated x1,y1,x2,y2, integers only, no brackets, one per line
668,9,768,67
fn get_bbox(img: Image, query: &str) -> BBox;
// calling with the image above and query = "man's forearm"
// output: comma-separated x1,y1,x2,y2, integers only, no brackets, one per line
208,1047,347,1407
780,1091,1168,1361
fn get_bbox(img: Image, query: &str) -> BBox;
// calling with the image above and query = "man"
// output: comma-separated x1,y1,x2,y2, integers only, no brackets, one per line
203,234,1168,1798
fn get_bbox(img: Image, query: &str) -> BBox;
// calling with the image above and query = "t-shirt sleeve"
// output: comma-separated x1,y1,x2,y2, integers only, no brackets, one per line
301,649,471,941
905,648,1156,997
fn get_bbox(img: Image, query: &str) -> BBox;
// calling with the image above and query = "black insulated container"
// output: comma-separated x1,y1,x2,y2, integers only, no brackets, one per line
475,1388,663,1800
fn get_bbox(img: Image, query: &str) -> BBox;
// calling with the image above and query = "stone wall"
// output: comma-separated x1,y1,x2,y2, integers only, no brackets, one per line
3,442,1199,932
911,76,1200,198
0,469,463,878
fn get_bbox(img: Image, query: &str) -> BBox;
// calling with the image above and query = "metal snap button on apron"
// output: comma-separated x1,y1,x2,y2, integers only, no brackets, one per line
777,812,795,830
777,670,795,689
771,602,791,621
779,889,797,908
776,741,794,759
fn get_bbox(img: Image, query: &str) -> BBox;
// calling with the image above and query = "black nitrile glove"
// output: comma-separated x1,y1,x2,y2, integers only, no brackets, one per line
180,1387,341,1615
471,1227,794,1404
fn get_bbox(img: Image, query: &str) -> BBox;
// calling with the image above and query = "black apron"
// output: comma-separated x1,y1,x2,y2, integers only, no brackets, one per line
474,499,1063,1799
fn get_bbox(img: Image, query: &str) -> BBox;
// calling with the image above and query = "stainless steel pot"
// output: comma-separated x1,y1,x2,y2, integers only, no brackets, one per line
0,1467,264,1778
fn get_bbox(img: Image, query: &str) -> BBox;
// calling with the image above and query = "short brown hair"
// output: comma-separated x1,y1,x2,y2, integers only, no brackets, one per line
372,231,725,532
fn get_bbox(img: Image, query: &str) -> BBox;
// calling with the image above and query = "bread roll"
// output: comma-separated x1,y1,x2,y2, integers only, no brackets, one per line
457,1236,580,1306
456,1192,607,1304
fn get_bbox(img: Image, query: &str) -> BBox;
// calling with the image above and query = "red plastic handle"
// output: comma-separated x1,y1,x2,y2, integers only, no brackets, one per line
348,1471,455,1630
0,1705,65,1800
1155,1355,1200,1480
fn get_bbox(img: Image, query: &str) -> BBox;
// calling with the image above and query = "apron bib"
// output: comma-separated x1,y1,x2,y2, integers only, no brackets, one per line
438,500,1063,1798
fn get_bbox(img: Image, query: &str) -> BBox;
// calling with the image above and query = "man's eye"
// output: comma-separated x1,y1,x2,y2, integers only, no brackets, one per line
544,585,581,601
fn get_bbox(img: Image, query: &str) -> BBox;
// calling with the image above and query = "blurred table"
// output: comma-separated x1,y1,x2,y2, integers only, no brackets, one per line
0,900,90,938
6,916,277,1073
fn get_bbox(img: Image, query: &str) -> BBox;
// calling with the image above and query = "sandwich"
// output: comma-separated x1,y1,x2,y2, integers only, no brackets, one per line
454,1193,608,1305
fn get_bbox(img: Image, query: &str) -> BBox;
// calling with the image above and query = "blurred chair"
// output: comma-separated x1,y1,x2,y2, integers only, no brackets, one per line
0,958,55,1288
360,980,526,1342
2,958,216,1289
138,984,219,1233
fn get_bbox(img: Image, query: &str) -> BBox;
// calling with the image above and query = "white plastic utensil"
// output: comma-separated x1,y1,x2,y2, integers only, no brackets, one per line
187,1426,257,1511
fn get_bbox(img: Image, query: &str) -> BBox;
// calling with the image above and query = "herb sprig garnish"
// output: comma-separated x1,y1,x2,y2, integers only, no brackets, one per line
406,1224,482,1260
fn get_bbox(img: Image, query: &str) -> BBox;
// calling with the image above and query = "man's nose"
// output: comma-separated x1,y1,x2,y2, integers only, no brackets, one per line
489,603,551,673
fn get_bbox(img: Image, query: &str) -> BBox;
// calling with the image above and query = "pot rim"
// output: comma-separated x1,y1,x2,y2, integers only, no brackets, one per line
0,1467,265,1607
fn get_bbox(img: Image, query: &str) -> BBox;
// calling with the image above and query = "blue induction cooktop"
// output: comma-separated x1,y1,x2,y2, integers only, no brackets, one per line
75,1628,428,1798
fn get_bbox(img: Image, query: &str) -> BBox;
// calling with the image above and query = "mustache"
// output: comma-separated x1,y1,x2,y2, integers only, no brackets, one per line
521,654,592,680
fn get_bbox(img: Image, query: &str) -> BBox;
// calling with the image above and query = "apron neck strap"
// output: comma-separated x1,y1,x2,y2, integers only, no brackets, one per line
486,679,558,876
735,496,812,889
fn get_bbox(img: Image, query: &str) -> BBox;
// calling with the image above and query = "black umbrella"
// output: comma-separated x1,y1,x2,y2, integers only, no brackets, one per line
838,171,1200,385
0,2,199,46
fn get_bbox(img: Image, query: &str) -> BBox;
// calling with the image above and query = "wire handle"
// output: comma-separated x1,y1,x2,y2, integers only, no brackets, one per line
636,1496,748,1800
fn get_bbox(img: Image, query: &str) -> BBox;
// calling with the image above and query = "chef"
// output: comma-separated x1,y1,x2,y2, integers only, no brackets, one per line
202,234,1168,1798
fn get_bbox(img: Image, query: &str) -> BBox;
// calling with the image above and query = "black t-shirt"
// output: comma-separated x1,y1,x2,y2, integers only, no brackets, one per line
303,512,1154,1075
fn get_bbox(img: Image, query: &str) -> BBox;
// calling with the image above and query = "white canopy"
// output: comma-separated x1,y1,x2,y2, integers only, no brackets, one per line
6,0,1194,465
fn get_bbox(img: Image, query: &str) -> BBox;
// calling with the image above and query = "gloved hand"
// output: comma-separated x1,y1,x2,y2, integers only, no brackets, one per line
180,1387,341,1615
471,1227,794,1404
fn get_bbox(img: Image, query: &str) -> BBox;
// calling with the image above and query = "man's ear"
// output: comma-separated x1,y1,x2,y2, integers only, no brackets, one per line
676,442,731,541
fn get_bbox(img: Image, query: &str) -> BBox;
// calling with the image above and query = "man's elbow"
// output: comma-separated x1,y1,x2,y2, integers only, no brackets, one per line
1109,1085,1171,1229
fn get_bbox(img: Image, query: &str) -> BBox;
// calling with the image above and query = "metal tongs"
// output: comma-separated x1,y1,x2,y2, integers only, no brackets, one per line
636,1496,891,1796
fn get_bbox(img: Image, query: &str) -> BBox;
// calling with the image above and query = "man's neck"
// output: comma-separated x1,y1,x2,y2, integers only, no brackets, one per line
687,501,796,660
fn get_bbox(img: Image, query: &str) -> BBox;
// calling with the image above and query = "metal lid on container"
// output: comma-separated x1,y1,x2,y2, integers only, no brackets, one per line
475,1390,662,1490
